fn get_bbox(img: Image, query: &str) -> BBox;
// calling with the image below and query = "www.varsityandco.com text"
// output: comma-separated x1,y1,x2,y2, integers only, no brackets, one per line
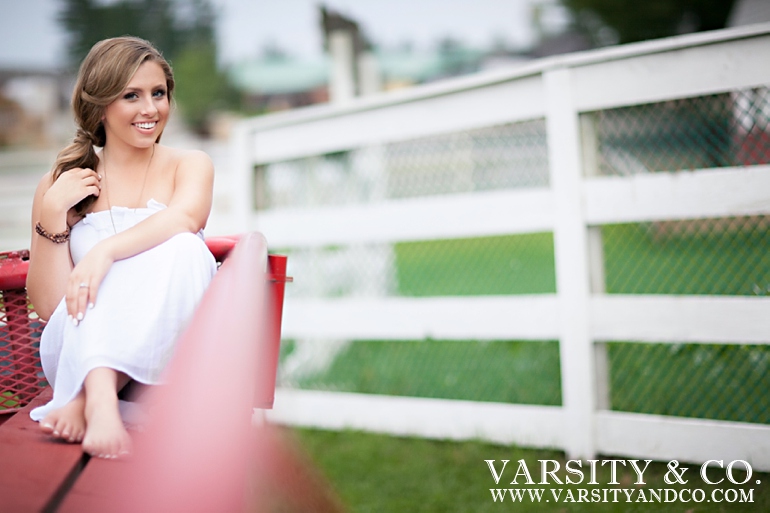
485,459,758,504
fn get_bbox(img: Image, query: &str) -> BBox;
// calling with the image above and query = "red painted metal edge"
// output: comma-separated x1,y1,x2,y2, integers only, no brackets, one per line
204,235,241,263
0,250,30,290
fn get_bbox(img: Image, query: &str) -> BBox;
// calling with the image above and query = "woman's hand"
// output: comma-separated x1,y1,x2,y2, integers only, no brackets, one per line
44,167,101,213
66,242,114,325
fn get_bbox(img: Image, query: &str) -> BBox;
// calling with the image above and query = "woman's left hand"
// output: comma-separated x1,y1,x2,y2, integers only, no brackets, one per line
66,243,114,325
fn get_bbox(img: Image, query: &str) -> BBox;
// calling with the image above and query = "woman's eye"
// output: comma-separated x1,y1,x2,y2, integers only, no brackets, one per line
123,92,138,100
153,89,166,98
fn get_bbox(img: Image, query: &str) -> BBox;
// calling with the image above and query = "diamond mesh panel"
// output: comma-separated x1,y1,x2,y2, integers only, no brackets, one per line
386,120,549,199
602,216,770,295
281,233,556,299
0,288,46,413
279,339,562,405
608,342,770,424
255,120,549,210
594,87,770,175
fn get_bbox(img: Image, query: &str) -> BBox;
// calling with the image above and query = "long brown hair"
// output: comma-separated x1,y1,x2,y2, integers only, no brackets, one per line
53,36,175,215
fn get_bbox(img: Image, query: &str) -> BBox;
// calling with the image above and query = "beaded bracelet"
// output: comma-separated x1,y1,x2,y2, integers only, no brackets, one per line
35,222,70,244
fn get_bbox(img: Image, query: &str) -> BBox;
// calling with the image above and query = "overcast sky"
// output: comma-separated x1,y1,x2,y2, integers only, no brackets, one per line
0,0,569,68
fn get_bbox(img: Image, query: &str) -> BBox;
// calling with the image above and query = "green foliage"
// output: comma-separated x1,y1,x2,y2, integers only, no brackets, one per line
561,0,737,45
172,42,236,134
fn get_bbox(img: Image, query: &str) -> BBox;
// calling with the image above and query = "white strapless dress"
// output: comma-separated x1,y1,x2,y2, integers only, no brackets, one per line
30,199,217,422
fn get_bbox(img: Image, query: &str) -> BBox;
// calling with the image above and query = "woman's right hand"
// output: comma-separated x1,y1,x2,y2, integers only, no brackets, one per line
43,167,102,213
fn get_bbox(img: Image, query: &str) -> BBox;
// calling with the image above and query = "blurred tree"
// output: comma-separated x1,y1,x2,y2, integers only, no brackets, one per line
59,0,183,65
173,41,239,135
58,0,232,134
561,0,737,45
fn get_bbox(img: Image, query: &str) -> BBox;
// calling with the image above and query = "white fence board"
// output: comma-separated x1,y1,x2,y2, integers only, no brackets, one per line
251,76,545,164
268,389,566,449
573,35,770,111
253,188,554,247
282,296,559,340
596,411,770,472
592,295,770,344
585,166,770,225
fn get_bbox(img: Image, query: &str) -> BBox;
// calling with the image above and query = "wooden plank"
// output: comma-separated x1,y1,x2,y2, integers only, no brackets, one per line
0,389,88,513
57,453,131,513
254,188,554,248
269,389,566,449
282,295,559,340
596,410,770,472
250,75,545,164
584,165,770,225
573,34,770,112
591,294,770,344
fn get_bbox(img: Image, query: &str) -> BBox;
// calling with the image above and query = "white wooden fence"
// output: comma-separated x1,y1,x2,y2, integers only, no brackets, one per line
231,23,770,470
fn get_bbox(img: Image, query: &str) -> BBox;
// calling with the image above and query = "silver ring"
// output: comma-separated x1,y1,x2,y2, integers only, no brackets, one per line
79,283,88,288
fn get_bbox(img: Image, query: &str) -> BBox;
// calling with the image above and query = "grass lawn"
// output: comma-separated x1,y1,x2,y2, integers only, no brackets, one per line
293,427,770,513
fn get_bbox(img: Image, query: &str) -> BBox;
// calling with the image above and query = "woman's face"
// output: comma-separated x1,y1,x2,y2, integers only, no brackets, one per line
102,60,170,150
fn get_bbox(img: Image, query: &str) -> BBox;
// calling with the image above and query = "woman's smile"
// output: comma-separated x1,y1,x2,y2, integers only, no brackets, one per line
103,60,169,149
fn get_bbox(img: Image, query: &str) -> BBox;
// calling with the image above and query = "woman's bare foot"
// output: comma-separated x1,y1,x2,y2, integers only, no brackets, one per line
82,398,131,458
81,367,132,459
40,392,86,443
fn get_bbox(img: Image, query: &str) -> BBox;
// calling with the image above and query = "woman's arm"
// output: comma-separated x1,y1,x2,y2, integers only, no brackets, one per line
66,150,214,320
27,168,102,320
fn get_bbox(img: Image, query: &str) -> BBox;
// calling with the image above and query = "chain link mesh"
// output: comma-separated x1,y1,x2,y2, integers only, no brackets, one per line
597,88,770,423
279,339,562,406
270,120,560,404
594,87,770,175
255,120,548,210
602,216,770,296
269,90,769,420
608,342,770,424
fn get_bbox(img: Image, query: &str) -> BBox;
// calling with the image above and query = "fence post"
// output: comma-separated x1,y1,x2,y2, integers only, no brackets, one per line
544,67,597,459
580,113,612,411
229,121,253,234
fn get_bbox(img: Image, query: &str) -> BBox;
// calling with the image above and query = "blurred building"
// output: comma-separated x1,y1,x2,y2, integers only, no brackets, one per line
0,68,69,148
229,0,770,115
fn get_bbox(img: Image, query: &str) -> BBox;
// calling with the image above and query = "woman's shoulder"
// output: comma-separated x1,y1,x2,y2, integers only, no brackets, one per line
157,145,212,165
33,170,54,197
156,145,214,188
157,145,213,175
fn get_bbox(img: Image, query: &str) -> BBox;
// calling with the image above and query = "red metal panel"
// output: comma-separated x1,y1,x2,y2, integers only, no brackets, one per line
0,288,47,415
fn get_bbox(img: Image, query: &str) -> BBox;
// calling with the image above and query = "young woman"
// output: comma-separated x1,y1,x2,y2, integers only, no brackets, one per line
27,37,217,459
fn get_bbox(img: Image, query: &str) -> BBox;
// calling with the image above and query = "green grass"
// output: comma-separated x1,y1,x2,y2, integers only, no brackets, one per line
394,232,556,296
294,339,562,405
602,222,770,296
293,427,770,513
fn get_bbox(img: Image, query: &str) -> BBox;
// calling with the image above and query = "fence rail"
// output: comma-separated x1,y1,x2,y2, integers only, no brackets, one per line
233,23,770,470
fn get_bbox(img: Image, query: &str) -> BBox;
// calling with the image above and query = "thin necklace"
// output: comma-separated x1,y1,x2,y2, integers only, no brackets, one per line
102,144,155,234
